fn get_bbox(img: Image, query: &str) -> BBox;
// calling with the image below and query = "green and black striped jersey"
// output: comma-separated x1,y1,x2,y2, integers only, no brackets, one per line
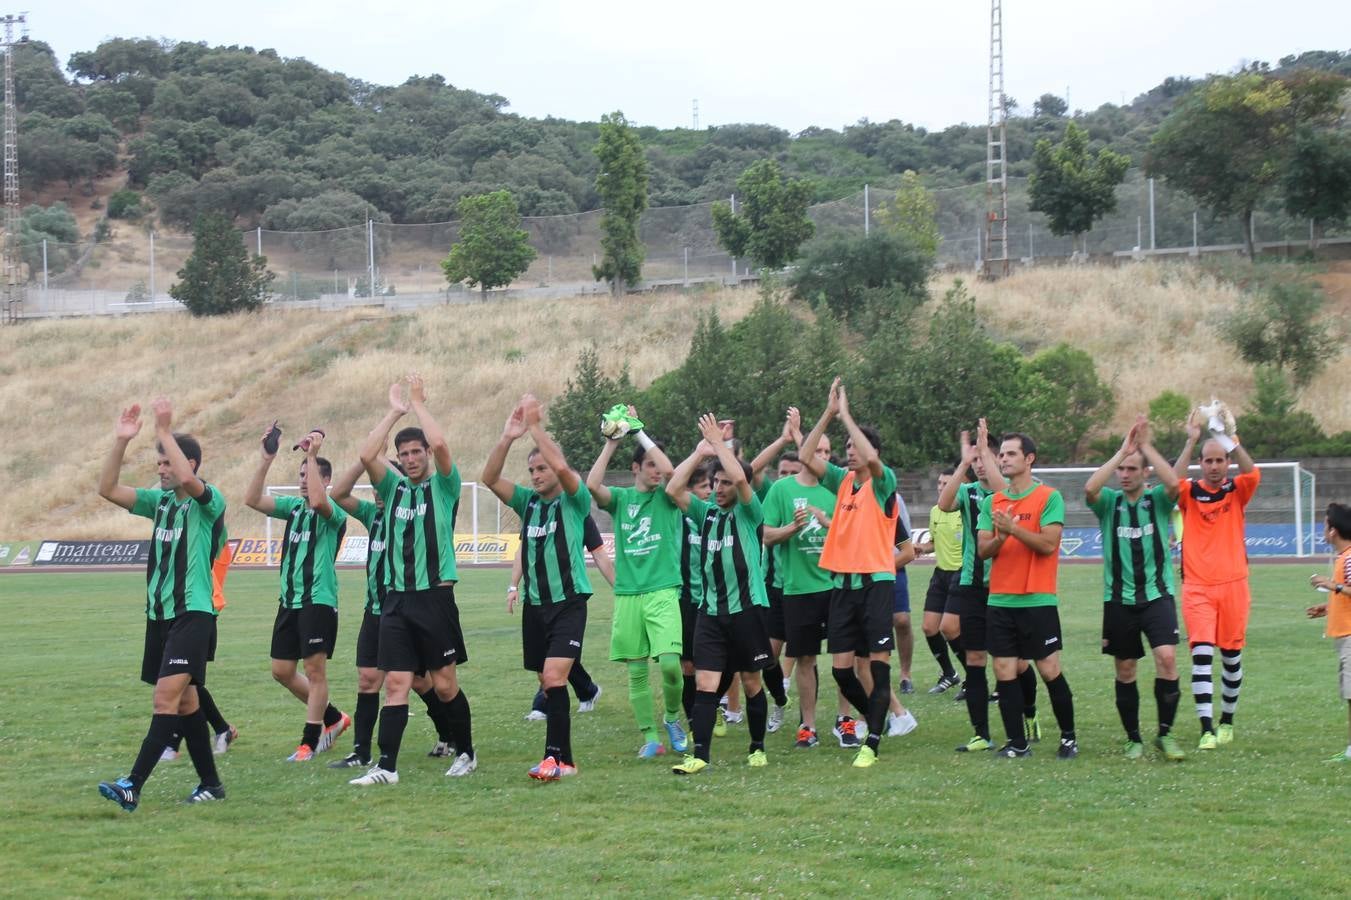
131,484,227,620
957,481,993,588
268,495,347,609
375,465,462,592
1088,484,1177,605
685,494,768,615
509,482,594,605
352,499,387,615
680,513,704,606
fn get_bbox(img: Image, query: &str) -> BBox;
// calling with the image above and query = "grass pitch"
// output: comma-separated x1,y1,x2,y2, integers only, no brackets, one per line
1,563,1348,897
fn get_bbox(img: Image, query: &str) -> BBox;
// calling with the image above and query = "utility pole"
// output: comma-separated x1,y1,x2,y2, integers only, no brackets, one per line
983,0,1009,279
1,12,26,324
692,98,699,131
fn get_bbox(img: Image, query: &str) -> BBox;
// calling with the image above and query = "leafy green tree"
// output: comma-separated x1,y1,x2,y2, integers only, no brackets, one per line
874,170,940,260
1023,343,1116,462
789,231,931,322
712,159,815,270
1028,121,1129,252
18,203,81,278
1148,71,1347,258
592,112,648,296
1148,389,1193,456
1221,279,1334,387
1033,94,1068,118
441,190,535,293
548,346,634,466
1282,127,1351,244
169,213,274,316
106,190,144,220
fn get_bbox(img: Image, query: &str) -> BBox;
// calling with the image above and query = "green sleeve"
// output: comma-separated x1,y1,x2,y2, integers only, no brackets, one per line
754,477,772,501
354,499,378,530
738,492,764,528
820,463,846,494
433,464,462,502
130,488,161,519
685,495,711,523
1040,489,1066,527
600,485,627,514
507,484,535,516
1150,483,1177,513
566,480,592,515
762,480,787,528
374,468,399,503
1087,486,1116,520
977,494,994,531
872,466,897,507
320,499,348,530
196,483,226,520
268,494,301,521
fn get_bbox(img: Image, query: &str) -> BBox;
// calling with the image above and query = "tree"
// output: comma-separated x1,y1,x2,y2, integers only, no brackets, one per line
18,203,81,279
440,190,535,293
1028,121,1129,253
789,231,931,322
1023,344,1116,462
1148,389,1192,457
548,346,634,465
169,213,274,316
1221,279,1334,388
1148,71,1347,258
1033,94,1068,118
592,112,648,297
874,170,939,261
711,159,815,270
1282,127,1351,245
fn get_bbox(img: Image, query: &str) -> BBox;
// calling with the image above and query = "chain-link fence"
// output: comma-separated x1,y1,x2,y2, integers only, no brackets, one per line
16,168,1351,318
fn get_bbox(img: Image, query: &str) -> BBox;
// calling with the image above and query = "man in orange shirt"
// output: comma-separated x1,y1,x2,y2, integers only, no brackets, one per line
1172,409,1260,750
1306,502,1351,763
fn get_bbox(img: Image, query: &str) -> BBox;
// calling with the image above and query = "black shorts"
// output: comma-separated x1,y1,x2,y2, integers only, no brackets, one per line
827,581,894,655
379,585,468,673
758,586,787,642
270,604,338,661
950,583,990,652
924,569,959,615
523,599,588,671
987,604,1063,661
356,609,381,669
680,597,697,663
692,608,774,674
783,590,831,658
1102,598,1180,659
142,612,216,686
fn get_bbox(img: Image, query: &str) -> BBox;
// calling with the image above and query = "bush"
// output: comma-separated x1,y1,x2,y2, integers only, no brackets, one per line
789,231,931,322
107,189,144,220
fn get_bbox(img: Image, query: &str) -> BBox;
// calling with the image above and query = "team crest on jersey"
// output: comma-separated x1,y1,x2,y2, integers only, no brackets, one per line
627,504,641,519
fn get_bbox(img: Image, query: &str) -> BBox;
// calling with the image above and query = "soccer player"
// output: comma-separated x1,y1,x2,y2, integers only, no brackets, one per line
1173,406,1261,750
891,490,917,694
977,432,1076,760
798,378,917,769
327,460,459,769
588,407,689,759
667,414,777,774
679,461,714,724
483,395,593,780
97,399,227,810
350,377,475,785
519,515,612,720
918,469,964,693
1085,417,1186,761
1305,503,1351,762
763,430,837,748
245,427,350,762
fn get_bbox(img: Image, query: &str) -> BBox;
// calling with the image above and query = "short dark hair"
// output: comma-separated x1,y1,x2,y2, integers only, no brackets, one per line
306,456,333,480
157,433,202,473
393,427,428,451
1001,432,1037,459
778,451,799,466
849,424,882,458
940,466,955,476
1328,503,1351,540
713,458,754,483
690,461,714,487
633,439,666,467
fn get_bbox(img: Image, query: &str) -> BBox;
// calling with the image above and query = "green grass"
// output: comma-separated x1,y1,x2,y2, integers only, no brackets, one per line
2,564,1349,896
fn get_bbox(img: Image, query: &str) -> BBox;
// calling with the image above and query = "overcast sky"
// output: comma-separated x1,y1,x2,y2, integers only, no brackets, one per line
41,1,1351,133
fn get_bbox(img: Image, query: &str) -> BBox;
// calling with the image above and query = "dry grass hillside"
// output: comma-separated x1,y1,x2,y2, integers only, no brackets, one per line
3,262,1348,540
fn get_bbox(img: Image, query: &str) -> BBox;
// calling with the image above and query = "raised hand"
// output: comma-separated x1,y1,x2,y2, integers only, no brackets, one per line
959,430,976,466
388,382,409,414
115,405,143,441
785,406,802,443
837,382,850,418
406,373,426,406
825,377,842,417
1185,407,1203,442
693,438,716,458
976,417,991,452
302,430,324,457
521,394,543,427
992,508,1015,535
151,396,173,430
699,413,724,446
503,403,528,440
1132,413,1152,449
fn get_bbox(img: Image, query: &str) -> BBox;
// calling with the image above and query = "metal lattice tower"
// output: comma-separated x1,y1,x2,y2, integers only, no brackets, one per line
983,0,1009,278
692,98,699,131
1,12,24,324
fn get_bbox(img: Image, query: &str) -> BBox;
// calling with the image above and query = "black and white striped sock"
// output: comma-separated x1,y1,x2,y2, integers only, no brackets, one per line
1191,644,1215,733
1220,650,1243,725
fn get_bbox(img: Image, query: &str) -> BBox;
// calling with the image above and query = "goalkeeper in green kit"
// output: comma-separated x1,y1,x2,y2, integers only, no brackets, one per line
588,405,691,758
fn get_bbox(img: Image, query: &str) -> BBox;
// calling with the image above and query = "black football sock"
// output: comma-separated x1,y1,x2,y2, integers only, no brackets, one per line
682,674,696,720
866,660,892,752
964,664,990,740
831,666,870,717
996,678,1026,749
544,686,571,765
765,662,788,706
130,713,181,789
323,704,343,728
353,692,379,760
745,687,767,752
1115,679,1142,743
926,633,955,678
444,690,474,759
947,636,964,668
196,686,229,734
420,688,455,743
375,703,408,772
716,670,736,699
1155,677,1181,736
1046,674,1075,741
1018,665,1038,718
692,690,718,762
569,659,598,702
301,722,322,752
182,709,221,786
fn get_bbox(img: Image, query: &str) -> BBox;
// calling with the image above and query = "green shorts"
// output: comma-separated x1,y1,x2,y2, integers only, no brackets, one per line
610,588,683,660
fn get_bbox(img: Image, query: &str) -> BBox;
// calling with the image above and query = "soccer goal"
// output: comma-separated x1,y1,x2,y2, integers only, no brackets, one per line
1030,461,1317,559
262,481,510,566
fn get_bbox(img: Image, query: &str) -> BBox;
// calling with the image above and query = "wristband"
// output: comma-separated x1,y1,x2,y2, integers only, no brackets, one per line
635,430,655,451
506,586,518,593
